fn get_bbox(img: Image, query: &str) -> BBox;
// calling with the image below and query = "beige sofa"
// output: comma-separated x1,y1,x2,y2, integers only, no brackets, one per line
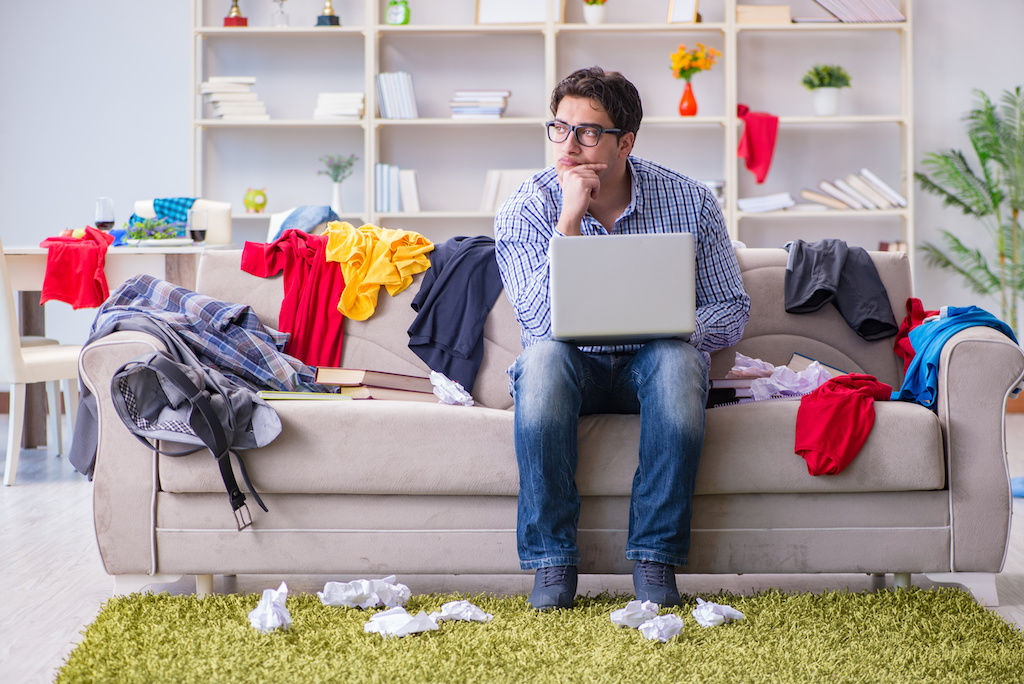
79,248,1024,603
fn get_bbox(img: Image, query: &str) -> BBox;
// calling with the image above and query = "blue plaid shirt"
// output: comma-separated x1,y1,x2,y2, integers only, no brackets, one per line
91,275,330,392
494,156,750,360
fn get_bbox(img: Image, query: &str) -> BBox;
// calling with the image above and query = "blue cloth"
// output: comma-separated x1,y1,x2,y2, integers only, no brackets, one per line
1012,476,1024,498
407,235,503,393
272,205,339,242
90,274,330,393
494,156,750,361
892,306,1017,408
511,339,707,569
109,227,128,246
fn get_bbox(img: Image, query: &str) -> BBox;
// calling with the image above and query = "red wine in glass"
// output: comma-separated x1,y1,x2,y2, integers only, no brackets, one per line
95,221,115,231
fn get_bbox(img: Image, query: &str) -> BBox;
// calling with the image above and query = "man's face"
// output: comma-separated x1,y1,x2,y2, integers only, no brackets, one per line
552,95,633,184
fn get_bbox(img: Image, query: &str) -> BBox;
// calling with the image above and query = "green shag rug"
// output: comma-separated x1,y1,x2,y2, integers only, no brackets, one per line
58,588,1024,683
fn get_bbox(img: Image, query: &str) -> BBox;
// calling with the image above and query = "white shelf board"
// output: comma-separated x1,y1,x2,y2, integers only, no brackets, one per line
645,115,727,126
777,115,909,125
196,119,367,128
556,22,726,33
736,22,907,32
737,209,909,219
377,24,543,34
375,117,546,126
196,26,365,36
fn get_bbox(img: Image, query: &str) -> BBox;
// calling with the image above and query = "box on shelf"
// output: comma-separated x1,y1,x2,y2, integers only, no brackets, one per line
736,4,791,24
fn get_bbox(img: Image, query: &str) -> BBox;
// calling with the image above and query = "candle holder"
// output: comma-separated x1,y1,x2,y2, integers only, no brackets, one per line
317,0,340,26
223,0,247,27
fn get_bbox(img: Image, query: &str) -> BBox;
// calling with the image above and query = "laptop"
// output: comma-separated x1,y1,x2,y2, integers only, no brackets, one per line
548,232,696,345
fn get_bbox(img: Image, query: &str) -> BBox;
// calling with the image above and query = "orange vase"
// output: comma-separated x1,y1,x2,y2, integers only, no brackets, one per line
678,80,697,116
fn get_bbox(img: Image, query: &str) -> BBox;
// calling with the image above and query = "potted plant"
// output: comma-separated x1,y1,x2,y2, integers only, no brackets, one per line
916,86,1024,334
670,42,721,116
582,0,607,25
801,64,851,116
318,153,359,215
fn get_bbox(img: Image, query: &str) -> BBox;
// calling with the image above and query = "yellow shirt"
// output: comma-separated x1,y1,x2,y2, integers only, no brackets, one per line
324,221,433,320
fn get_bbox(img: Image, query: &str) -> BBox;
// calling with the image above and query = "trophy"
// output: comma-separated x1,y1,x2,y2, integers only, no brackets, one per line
223,0,248,27
317,0,341,26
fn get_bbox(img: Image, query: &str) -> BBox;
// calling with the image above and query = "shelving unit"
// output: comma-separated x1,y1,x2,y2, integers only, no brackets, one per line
191,0,913,263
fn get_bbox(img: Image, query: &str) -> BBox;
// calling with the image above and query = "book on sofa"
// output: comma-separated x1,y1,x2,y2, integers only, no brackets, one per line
335,386,438,402
315,367,433,393
257,391,354,401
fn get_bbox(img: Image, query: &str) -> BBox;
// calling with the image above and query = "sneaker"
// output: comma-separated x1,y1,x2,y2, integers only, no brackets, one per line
528,565,578,610
633,560,681,607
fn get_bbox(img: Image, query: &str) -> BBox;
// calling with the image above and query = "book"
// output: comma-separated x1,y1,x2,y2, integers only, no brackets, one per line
258,391,353,401
833,177,878,209
799,189,849,210
786,352,847,378
818,180,864,209
737,192,794,213
399,169,421,212
735,4,790,24
336,386,438,402
389,164,401,212
845,173,893,208
859,168,907,207
710,377,755,389
315,367,434,393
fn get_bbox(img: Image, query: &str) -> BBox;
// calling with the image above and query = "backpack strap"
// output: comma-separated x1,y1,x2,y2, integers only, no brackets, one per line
142,354,268,530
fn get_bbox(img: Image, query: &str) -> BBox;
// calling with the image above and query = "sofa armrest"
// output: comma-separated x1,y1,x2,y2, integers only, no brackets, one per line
935,325,1024,571
79,331,169,576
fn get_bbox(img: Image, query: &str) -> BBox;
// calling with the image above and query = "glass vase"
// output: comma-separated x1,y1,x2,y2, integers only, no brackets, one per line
678,81,697,117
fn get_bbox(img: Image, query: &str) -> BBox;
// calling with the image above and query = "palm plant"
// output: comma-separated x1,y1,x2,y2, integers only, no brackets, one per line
916,86,1024,333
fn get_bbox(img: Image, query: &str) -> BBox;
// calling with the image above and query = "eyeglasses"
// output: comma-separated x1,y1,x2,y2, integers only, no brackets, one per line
545,120,622,147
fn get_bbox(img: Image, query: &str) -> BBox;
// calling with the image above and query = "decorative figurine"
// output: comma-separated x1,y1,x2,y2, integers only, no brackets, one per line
317,0,340,26
224,0,248,27
243,187,268,213
272,0,289,27
385,0,411,25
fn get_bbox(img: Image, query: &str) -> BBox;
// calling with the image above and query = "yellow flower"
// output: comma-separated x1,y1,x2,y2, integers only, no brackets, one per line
670,42,721,80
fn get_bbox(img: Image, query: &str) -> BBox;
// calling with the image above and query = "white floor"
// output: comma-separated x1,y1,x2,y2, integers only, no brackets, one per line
3,416,1024,683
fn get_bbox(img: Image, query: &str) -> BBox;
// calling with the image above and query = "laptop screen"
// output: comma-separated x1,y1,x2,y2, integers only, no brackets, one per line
548,232,696,345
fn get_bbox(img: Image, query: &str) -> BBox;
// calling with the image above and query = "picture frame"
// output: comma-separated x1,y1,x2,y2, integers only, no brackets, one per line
476,0,550,24
667,0,699,23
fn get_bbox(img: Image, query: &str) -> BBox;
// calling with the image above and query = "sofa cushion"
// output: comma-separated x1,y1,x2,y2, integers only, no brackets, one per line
158,396,943,497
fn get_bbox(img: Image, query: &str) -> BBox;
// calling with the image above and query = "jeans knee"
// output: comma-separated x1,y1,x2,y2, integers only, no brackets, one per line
512,341,584,423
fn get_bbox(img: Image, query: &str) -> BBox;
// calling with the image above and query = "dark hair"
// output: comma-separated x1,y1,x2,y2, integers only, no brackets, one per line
550,67,642,137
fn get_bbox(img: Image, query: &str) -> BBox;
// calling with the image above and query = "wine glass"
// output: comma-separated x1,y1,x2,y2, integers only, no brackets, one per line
94,197,115,231
187,209,208,243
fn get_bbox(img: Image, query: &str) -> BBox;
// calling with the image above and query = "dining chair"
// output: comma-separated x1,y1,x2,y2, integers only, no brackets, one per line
0,237,81,485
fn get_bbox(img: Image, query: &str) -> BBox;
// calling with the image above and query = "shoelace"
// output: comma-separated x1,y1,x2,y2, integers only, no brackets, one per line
637,561,672,586
539,566,571,587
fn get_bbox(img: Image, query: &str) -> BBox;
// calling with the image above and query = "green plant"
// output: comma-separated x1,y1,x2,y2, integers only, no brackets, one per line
124,217,182,241
317,153,359,183
801,64,851,90
583,0,607,5
916,86,1024,332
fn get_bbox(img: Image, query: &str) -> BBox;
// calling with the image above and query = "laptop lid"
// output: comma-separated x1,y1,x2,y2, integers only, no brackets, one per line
549,232,696,345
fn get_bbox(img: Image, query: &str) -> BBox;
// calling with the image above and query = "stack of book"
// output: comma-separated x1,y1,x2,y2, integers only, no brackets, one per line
376,72,419,119
201,76,269,121
448,89,510,119
259,367,436,402
313,92,365,120
374,163,421,212
800,168,907,211
811,0,905,22
736,192,795,213
317,367,436,402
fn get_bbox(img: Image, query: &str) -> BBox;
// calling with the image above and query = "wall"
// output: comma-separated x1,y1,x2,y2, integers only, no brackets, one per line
0,1,1022,345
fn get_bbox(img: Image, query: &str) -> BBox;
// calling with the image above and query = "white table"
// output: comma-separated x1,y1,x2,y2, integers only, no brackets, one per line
5,245,221,446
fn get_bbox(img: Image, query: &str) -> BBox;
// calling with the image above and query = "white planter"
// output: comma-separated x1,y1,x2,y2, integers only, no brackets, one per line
812,87,840,116
582,3,606,25
331,182,344,215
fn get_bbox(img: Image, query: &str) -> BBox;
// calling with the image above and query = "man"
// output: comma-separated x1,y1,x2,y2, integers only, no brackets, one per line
494,67,750,610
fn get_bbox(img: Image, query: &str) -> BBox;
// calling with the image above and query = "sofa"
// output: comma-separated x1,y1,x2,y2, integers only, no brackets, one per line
79,247,1024,603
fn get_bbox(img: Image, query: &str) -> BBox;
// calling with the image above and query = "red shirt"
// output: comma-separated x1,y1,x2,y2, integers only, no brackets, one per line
241,229,345,366
39,227,115,309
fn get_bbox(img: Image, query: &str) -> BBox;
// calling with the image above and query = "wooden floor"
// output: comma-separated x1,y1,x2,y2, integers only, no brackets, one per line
3,416,1024,683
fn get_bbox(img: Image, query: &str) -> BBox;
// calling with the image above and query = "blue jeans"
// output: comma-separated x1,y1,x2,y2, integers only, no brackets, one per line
511,338,708,570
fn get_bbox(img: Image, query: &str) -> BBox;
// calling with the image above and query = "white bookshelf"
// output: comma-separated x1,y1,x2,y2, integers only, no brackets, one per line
191,0,913,257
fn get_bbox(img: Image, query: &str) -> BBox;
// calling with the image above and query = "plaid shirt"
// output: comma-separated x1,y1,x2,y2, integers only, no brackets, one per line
494,156,750,359
91,274,328,392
